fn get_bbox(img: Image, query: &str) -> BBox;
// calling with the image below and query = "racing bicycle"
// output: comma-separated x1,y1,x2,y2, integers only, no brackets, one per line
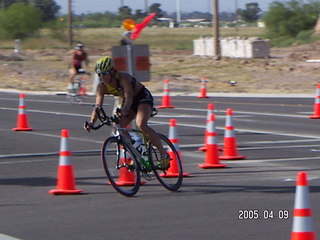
84,107,183,197
66,69,90,104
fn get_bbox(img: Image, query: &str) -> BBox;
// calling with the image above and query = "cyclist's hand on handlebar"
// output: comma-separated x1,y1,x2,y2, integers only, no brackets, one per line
84,121,94,132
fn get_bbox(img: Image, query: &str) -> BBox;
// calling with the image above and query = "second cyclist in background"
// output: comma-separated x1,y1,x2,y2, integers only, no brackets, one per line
68,43,89,90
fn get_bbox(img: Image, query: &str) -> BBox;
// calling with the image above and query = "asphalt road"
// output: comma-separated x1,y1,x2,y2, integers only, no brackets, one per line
1,92,320,240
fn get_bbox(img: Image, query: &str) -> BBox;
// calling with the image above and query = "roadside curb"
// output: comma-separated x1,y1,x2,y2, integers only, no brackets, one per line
0,88,314,98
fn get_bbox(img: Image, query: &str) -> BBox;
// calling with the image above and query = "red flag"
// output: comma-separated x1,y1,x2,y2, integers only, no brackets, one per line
131,12,156,40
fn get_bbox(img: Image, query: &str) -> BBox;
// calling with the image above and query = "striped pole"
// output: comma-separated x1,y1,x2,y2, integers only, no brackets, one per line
12,93,32,131
49,129,83,195
198,114,227,168
197,77,209,98
199,103,215,151
163,119,190,177
219,108,246,160
291,172,316,240
158,79,175,109
309,84,320,119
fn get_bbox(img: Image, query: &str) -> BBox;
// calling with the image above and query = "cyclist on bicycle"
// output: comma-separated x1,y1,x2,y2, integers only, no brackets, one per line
84,56,170,169
68,43,89,90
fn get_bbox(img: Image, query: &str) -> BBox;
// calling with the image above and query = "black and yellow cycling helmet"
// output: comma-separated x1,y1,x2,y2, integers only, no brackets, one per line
95,56,114,75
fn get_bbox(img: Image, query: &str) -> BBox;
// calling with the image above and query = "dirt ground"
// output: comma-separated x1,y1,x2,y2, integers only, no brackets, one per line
1,42,320,95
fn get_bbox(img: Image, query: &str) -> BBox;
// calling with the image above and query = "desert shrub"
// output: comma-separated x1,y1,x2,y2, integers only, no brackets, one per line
0,2,43,39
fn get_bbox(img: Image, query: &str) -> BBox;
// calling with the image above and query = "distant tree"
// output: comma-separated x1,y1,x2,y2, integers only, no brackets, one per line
0,2,42,39
119,6,133,20
220,11,236,22
33,0,60,22
0,0,60,21
238,2,261,22
135,9,146,19
0,0,17,8
264,0,320,38
182,11,212,20
149,3,163,18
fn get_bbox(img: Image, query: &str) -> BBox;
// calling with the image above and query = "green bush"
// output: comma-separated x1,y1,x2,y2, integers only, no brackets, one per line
0,2,43,39
296,29,314,42
264,0,320,39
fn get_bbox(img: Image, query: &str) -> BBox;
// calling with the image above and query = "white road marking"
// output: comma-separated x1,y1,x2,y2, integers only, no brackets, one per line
0,234,22,240
2,102,319,163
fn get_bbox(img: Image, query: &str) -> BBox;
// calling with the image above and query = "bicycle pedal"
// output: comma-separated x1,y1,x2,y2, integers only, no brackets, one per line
126,164,135,172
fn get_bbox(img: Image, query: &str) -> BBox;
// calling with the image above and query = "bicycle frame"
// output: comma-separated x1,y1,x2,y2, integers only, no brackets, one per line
85,106,183,196
86,107,150,170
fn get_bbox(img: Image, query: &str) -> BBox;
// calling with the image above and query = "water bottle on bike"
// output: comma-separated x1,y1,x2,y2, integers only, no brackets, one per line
130,132,151,171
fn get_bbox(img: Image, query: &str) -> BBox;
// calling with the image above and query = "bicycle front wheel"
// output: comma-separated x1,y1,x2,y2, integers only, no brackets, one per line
101,136,141,197
148,133,183,191
66,82,84,104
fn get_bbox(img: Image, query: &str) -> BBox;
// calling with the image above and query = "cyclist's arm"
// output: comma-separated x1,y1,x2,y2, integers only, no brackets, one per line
90,83,105,123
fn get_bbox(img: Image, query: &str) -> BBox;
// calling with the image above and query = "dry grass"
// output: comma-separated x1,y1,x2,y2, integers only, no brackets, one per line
0,27,319,94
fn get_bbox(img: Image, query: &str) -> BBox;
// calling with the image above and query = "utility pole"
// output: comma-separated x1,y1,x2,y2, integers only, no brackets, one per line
144,0,148,14
213,0,220,60
176,0,181,26
67,0,73,47
234,0,239,30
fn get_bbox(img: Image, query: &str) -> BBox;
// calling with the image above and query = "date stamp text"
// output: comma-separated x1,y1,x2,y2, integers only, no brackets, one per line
238,209,290,220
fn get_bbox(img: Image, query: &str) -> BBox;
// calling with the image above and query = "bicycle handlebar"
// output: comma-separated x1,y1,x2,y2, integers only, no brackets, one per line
84,107,121,132
84,106,157,132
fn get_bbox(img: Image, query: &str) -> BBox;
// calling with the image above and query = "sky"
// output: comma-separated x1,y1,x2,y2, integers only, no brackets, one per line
54,0,285,15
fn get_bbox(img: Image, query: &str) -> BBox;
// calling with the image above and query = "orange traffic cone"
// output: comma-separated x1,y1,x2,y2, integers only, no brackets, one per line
12,93,32,131
197,77,209,98
199,114,227,168
199,103,215,151
309,84,320,119
163,119,190,177
114,149,144,186
113,126,145,186
291,172,316,240
158,79,175,109
49,129,83,195
219,108,246,160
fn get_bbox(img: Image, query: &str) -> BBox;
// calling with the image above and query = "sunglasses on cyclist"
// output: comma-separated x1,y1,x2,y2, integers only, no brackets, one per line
98,71,111,77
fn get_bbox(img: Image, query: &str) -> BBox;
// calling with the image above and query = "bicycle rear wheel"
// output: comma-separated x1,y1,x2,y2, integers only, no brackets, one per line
101,136,141,197
66,82,83,104
148,133,183,191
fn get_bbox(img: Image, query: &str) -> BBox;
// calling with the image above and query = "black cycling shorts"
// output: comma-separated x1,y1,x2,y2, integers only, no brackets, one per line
131,87,154,112
74,65,82,73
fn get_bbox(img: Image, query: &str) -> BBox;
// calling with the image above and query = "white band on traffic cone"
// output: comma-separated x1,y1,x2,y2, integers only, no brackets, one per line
59,130,72,166
291,172,315,240
169,119,180,151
